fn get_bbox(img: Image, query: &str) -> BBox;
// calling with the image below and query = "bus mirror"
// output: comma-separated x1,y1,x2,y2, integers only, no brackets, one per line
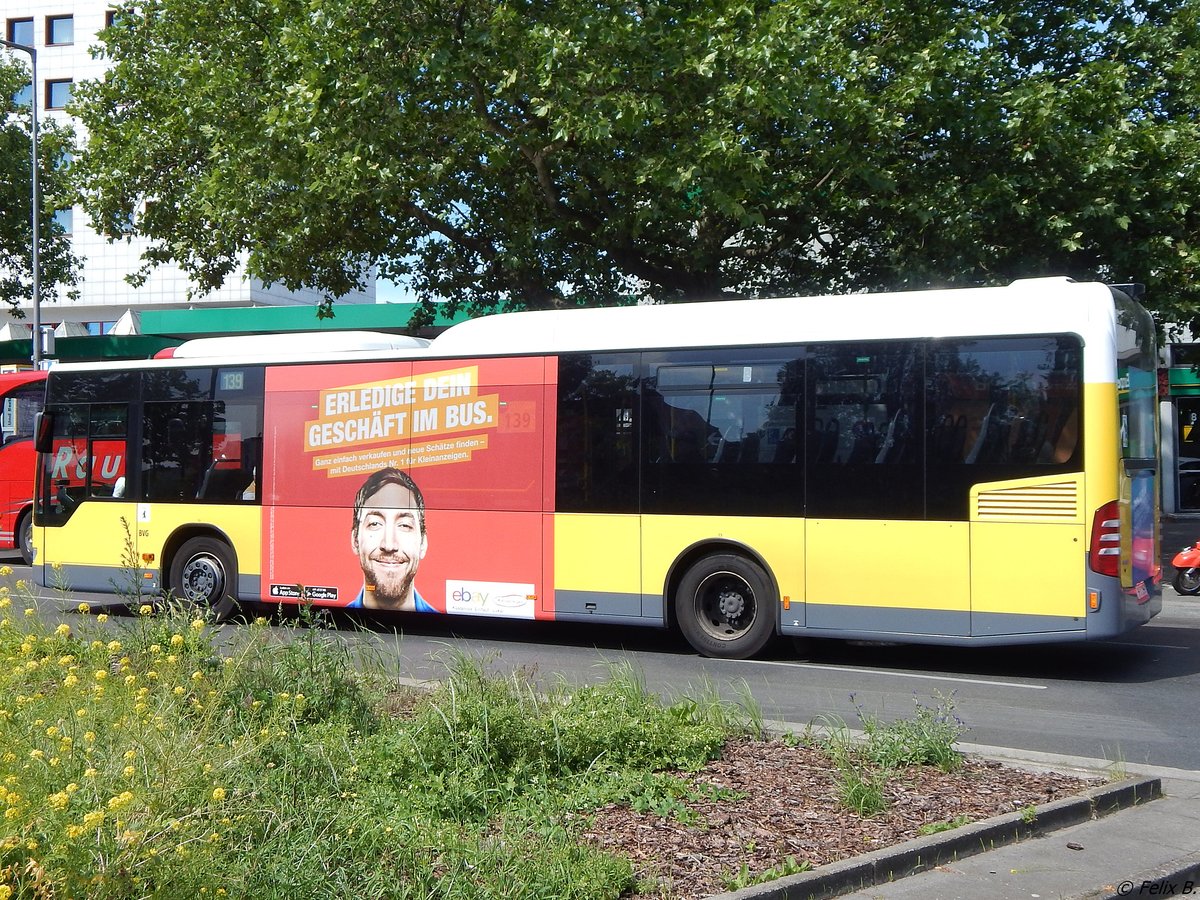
34,411,54,454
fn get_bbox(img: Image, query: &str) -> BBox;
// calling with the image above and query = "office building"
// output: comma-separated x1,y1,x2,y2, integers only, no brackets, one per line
2,0,373,338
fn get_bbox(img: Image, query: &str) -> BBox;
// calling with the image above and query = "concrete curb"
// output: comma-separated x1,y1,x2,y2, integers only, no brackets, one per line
713,776,1162,900
1065,850,1200,900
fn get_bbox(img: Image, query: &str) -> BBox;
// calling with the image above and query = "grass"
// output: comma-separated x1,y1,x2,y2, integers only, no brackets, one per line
0,567,974,898
0,570,751,899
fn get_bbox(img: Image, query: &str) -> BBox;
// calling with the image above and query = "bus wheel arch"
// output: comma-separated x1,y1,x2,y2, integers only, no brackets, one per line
667,542,778,659
164,528,239,622
16,507,33,566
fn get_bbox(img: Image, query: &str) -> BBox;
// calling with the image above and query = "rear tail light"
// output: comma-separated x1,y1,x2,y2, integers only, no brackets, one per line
1089,501,1120,577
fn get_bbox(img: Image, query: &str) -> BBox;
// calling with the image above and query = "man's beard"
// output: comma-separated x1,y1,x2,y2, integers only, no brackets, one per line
367,558,417,607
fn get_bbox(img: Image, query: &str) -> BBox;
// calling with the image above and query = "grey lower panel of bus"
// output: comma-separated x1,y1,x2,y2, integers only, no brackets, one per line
785,604,1081,642
783,574,1162,646
34,563,155,597
34,563,261,607
554,590,665,627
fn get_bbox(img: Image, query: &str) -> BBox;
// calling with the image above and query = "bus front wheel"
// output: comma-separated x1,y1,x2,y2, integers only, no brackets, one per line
169,537,239,622
16,510,33,567
675,553,776,659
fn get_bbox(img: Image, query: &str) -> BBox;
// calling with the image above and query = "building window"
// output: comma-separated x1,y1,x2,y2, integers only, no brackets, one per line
45,15,73,46
6,17,34,45
54,208,73,234
12,83,32,108
45,78,72,109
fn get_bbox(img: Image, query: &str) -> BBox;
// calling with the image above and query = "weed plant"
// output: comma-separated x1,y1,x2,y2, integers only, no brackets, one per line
819,692,968,818
854,692,966,773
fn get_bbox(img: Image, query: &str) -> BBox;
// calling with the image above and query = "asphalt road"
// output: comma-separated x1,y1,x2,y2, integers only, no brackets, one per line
10,551,1200,774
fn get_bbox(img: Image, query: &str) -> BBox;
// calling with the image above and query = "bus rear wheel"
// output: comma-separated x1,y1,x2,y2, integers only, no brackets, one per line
169,537,239,622
675,553,776,659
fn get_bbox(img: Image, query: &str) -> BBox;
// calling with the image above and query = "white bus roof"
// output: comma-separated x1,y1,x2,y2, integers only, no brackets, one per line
166,330,430,359
45,278,1128,379
430,277,1120,356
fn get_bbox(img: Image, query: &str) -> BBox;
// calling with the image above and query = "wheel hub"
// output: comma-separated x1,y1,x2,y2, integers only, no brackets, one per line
718,587,745,620
183,557,223,603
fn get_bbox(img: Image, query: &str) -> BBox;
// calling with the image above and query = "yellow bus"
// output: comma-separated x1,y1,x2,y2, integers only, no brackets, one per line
32,277,1161,658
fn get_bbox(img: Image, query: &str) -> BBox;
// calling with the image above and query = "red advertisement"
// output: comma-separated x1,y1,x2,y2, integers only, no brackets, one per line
261,356,557,616
46,439,127,498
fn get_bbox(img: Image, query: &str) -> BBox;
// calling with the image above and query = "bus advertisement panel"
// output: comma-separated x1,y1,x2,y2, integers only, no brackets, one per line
261,356,554,618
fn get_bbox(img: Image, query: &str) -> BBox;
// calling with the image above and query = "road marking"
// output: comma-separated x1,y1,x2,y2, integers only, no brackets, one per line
741,659,1048,689
1099,640,1191,650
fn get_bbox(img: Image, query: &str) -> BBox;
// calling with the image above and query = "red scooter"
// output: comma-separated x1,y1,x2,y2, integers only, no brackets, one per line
1172,541,1200,594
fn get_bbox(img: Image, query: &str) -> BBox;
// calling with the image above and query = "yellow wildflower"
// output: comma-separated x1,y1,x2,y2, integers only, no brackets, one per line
48,792,69,811
107,791,134,811
211,787,226,802
190,619,205,631
170,634,184,648
55,623,70,637
138,604,153,616
96,614,108,624
77,602,90,614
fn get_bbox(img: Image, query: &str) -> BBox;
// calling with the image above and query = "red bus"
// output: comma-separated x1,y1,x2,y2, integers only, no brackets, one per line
0,370,46,564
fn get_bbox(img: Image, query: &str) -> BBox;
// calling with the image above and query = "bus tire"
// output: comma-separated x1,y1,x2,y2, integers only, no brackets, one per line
675,553,776,659
169,536,239,622
16,510,33,567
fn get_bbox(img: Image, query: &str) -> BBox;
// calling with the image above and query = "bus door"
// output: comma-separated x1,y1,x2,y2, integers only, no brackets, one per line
37,401,136,593
552,354,643,622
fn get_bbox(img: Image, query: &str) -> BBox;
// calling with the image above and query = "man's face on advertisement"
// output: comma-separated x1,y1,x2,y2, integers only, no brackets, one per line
352,481,427,610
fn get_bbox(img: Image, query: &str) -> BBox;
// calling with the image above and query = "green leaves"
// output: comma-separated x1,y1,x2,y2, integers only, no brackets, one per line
0,56,81,312
69,0,1200,325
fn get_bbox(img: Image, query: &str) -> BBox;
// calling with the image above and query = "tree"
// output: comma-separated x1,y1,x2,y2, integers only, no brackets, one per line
1,55,80,315
72,0,1200,329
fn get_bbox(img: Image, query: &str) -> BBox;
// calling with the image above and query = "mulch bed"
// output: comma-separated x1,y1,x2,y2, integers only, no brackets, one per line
582,737,1100,899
